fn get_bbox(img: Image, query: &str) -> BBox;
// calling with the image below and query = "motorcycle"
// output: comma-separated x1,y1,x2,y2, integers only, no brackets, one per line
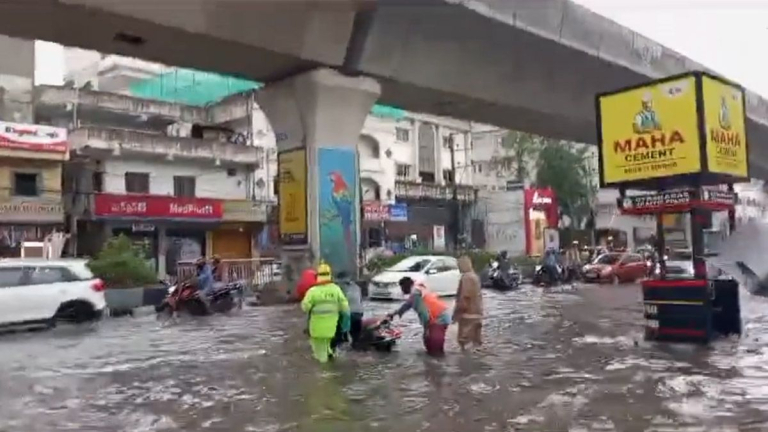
155,281,244,318
532,263,565,287
486,260,521,291
354,316,403,352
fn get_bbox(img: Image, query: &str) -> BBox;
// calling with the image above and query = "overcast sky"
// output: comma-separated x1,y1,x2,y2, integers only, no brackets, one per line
572,0,768,96
35,1,768,97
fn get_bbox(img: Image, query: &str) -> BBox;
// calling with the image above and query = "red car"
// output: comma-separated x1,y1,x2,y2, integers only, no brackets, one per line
582,252,649,284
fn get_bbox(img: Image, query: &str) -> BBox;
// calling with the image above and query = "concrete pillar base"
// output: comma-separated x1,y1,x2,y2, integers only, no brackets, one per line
256,68,380,289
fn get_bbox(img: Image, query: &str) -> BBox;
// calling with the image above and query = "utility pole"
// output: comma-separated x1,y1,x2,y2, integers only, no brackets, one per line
448,133,460,251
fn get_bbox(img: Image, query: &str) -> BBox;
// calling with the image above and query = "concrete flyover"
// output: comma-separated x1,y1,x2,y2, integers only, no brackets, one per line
2,0,768,179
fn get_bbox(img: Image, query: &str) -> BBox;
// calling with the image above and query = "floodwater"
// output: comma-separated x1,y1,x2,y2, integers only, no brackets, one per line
2,285,768,431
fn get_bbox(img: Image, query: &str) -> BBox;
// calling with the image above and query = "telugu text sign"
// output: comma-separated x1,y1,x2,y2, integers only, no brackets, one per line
278,149,308,246
702,75,749,179
598,76,702,185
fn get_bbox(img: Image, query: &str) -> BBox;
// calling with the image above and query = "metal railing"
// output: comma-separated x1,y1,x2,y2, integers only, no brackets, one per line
173,258,281,290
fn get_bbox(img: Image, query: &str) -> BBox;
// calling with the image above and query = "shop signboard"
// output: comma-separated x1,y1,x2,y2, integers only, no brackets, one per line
93,194,223,219
0,200,64,223
389,203,408,222
278,149,308,246
619,189,737,215
702,75,748,179
0,121,68,153
598,75,701,185
223,199,268,222
363,202,389,221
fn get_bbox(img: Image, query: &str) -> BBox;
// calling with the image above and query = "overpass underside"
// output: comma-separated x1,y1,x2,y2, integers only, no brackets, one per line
2,0,767,179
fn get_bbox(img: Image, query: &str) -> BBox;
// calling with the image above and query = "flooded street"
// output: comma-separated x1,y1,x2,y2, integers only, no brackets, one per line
3,284,768,431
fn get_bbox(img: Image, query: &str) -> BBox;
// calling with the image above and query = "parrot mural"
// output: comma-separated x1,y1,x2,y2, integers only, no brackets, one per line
329,171,356,257
318,148,358,274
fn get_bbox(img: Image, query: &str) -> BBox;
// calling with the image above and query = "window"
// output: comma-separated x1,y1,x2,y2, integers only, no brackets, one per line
124,172,149,194
396,164,412,179
92,172,104,193
430,258,458,273
442,169,455,184
0,267,23,288
13,173,38,196
28,267,73,285
174,176,196,198
419,171,436,184
395,127,410,142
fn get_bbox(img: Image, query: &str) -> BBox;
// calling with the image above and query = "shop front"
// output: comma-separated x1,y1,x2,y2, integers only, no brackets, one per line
0,199,65,257
91,193,223,277
211,200,268,260
524,188,559,256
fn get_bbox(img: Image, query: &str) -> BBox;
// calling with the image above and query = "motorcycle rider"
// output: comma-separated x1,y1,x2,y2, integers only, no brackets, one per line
493,250,514,287
542,248,560,284
331,271,364,350
564,241,582,280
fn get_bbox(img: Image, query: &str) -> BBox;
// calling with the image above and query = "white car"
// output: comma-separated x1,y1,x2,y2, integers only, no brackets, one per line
368,255,461,300
0,258,107,330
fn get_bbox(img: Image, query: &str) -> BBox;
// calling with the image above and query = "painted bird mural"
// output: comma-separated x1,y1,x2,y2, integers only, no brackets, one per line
329,171,355,259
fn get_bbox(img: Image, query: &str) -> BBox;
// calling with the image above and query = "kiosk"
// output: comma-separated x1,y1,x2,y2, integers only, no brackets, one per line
595,71,748,344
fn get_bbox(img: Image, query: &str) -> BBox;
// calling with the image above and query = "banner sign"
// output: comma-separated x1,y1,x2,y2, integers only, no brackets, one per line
0,121,68,153
702,75,748,178
94,194,222,219
619,189,736,214
278,149,308,246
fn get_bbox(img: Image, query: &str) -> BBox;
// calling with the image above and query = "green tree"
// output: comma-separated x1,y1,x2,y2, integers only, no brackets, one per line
88,234,157,288
494,131,542,184
534,140,597,229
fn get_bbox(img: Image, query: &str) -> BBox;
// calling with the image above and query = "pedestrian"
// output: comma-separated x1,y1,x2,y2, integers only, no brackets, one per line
295,268,319,302
387,277,451,356
301,262,350,363
453,256,484,352
331,271,364,351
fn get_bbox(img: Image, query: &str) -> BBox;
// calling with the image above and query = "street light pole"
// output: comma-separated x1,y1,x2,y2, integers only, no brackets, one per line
448,133,460,251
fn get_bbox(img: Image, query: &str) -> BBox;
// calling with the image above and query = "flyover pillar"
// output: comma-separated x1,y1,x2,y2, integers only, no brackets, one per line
256,68,380,289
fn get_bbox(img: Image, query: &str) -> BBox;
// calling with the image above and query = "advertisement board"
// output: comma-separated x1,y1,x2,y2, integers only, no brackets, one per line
702,75,748,179
598,75,702,185
278,149,308,246
0,121,68,153
93,194,222,219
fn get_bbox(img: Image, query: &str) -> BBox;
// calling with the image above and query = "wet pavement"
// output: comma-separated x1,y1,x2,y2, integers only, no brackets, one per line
3,284,768,431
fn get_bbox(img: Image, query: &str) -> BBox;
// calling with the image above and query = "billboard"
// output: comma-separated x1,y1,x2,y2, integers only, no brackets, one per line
702,75,748,179
598,75,702,185
278,149,308,246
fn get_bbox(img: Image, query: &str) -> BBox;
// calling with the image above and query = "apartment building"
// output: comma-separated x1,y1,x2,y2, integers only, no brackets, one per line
34,86,266,277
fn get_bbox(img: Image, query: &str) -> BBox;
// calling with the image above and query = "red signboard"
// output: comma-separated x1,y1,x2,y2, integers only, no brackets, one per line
94,194,223,219
363,202,390,221
0,121,68,153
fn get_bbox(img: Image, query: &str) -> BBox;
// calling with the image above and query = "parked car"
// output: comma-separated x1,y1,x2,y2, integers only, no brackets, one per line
368,255,461,300
582,252,649,284
0,259,106,330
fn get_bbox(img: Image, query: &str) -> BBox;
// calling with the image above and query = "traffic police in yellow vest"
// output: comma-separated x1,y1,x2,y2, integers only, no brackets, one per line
301,262,351,363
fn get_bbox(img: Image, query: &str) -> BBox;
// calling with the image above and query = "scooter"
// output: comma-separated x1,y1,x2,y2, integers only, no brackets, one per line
488,263,521,291
355,316,403,352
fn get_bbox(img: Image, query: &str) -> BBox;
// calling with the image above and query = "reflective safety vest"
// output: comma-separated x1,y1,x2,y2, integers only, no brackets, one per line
415,284,448,324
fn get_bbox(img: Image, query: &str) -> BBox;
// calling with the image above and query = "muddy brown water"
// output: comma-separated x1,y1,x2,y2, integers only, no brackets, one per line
2,284,768,431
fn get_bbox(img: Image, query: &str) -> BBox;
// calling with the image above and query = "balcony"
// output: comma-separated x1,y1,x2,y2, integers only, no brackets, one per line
395,180,476,202
69,127,261,166
34,86,208,125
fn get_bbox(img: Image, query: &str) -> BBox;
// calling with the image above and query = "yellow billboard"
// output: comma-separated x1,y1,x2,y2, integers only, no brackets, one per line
598,75,702,185
702,75,748,179
278,149,307,245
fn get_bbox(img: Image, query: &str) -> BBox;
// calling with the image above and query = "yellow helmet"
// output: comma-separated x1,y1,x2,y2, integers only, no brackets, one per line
316,262,332,283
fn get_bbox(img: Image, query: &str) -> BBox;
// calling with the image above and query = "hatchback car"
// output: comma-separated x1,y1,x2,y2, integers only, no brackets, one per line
0,259,106,330
582,252,649,284
368,255,461,300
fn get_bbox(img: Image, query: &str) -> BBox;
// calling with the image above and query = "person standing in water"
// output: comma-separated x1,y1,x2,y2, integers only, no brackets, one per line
387,277,451,356
453,256,484,352
301,263,350,363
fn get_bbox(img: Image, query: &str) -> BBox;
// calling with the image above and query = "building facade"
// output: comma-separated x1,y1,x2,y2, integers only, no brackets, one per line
35,85,266,277
0,122,68,257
